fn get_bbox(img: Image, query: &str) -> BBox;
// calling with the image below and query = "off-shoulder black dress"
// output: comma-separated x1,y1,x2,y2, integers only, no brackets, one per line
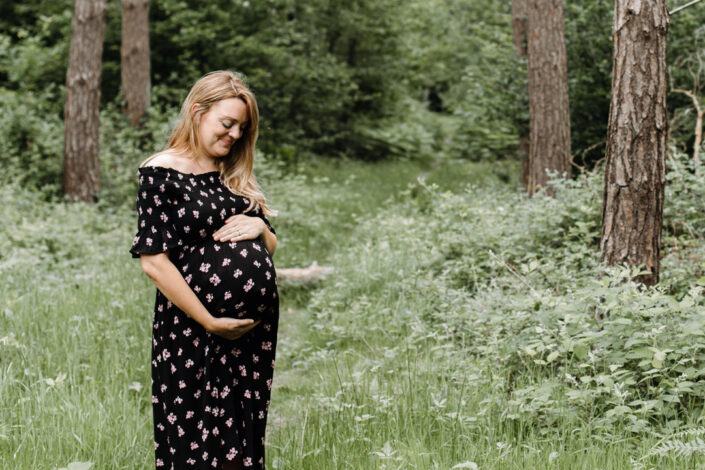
130,166,278,469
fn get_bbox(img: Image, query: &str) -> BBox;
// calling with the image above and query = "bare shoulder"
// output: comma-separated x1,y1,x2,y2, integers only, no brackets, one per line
142,151,190,172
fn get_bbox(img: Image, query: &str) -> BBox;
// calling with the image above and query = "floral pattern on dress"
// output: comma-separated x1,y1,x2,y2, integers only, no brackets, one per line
130,166,278,470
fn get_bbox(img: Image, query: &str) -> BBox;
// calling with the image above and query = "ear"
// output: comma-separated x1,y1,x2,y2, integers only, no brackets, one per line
190,103,201,122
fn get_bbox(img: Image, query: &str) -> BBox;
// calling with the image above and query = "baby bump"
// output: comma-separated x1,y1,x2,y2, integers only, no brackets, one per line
175,239,278,321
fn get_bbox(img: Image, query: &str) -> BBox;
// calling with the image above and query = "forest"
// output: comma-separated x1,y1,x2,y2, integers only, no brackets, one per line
1,0,705,469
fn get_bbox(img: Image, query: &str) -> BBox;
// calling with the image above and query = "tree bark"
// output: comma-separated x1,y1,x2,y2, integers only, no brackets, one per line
600,0,669,286
526,0,571,196
512,0,529,188
63,0,107,203
121,0,151,127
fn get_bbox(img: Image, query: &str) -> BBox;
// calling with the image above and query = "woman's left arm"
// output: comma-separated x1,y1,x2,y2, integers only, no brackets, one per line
213,213,277,255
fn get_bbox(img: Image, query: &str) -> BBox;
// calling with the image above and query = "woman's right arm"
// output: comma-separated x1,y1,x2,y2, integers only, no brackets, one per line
140,253,259,340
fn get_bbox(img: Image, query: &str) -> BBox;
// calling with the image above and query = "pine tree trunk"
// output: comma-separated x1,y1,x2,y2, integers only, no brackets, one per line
526,0,571,196
512,0,530,189
121,0,151,127
600,0,669,286
63,0,107,203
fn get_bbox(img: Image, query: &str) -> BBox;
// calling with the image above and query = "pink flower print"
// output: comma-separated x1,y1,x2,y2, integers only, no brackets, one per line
175,396,183,405
167,413,177,424
152,395,159,404
266,378,273,389
239,248,248,258
259,410,265,419
226,447,237,460
224,291,232,300
189,178,196,186
253,260,261,268
207,216,213,225
194,285,201,293
199,247,205,255
173,315,179,324
220,209,227,219
220,386,230,398
201,428,210,442
184,225,190,233
171,363,177,374
212,426,220,436
132,235,140,245
226,418,234,428
178,426,185,437
266,258,272,267
193,338,200,348
197,200,204,206
178,207,186,218
183,328,192,337
211,458,218,468
141,190,147,199
209,274,221,286
157,303,163,312
243,198,249,205
222,258,231,267
260,288,266,296
184,194,191,201
185,359,194,368
243,457,253,467
254,390,260,399
239,365,247,376
262,341,273,351
194,389,202,399
244,389,251,399
186,410,195,419
162,349,171,360
156,458,164,467
179,380,186,389
160,212,169,223
205,293,214,303
177,347,183,356
214,245,221,252
146,207,153,215
190,442,199,450
145,237,153,247
199,263,211,273
199,229,207,238
252,354,260,364
243,278,254,292
187,458,196,465
253,371,260,380
233,269,243,278
148,176,154,184
193,210,199,219
253,243,262,251
169,332,176,340
157,422,165,431
153,195,162,206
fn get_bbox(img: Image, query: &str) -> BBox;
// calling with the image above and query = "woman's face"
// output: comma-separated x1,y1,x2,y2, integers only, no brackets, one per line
195,97,249,158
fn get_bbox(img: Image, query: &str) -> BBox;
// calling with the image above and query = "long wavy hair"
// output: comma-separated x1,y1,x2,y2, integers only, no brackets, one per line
143,70,275,216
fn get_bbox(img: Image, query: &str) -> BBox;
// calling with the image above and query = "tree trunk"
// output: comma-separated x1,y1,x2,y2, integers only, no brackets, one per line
600,0,669,286
511,0,530,188
63,0,107,203
121,0,151,127
526,0,571,196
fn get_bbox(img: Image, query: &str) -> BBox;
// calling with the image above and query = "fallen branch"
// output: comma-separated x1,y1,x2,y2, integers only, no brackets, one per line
276,261,334,284
670,0,704,15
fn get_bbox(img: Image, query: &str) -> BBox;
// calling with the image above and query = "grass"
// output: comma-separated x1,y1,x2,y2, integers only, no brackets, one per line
1,156,704,469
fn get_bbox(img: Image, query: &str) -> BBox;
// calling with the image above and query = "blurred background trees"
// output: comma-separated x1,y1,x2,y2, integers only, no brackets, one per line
0,0,703,201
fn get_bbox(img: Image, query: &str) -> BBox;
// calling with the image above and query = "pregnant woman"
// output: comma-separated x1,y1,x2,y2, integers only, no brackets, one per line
130,71,278,470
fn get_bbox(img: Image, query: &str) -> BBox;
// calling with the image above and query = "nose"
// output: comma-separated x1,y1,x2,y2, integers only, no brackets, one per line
228,127,242,140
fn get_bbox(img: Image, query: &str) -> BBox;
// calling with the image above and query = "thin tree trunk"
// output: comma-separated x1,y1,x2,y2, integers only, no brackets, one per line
600,0,669,286
121,0,151,127
512,0,530,189
63,0,107,203
526,0,571,196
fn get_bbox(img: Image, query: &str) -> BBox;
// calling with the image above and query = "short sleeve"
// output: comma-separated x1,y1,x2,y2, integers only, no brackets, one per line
129,168,181,258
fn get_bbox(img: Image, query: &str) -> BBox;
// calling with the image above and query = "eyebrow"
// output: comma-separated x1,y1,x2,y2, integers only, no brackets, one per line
221,115,248,124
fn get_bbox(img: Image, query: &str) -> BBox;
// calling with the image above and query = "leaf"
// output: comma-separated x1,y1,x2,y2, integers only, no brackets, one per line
58,462,93,470
573,343,588,360
452,462,479,469
546,351,560,363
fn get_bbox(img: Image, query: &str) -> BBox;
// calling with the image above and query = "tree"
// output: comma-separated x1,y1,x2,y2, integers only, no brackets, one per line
511,0,529,188
599,0,669,286
63,0,107,202
526,0,571,195
121,0,151,127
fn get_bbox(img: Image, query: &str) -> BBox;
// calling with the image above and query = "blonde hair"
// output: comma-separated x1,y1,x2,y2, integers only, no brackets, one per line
143,70,275,216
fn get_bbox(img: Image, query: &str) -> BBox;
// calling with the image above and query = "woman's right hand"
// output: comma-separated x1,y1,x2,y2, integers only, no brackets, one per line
206,316,261,340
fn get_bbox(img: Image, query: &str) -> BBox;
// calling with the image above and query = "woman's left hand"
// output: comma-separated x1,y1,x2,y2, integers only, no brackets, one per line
213,214,266,242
